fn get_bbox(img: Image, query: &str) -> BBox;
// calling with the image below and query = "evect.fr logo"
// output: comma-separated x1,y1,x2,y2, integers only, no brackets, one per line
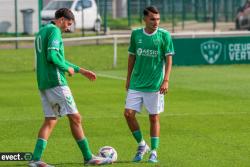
0,152,32,161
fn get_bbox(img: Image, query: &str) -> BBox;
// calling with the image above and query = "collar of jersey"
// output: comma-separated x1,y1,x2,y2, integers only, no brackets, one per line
143,28,158,36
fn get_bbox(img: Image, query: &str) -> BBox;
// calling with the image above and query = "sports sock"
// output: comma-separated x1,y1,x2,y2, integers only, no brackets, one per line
32,138,47,161
151,137,159,150
132,130,143,144
77,138,92,161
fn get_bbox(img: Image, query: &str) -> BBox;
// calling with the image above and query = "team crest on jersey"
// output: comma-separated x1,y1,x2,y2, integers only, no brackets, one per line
200,40,222,64
153,39,160,45
52,39,60,47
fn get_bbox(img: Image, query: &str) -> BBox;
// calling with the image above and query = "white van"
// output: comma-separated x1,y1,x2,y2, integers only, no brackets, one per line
41,0,101,32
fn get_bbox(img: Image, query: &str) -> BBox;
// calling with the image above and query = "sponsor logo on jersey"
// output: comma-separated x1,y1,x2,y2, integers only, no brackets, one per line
137,48,158,57
201,40,222,64
138,39,142,44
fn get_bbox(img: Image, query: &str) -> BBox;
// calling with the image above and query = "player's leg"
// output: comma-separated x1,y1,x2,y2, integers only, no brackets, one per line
124,109,141,142
29,91,58,167
37,117,58,140
67,113,92,161
59,86,93,162
148,114,160,163
124,109,150,162
149,114,160,149
144,91,164,163
30,118,57,167
67,113,84,139
124,90,143,142
67,110,112,165
55,86,90,162
124,90,150,162
124,109,142,141
32,117,57,160
62,85,111,165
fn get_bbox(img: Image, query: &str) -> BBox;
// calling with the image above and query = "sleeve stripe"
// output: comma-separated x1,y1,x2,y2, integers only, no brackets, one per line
48,47,59,51
128,51,135,55
165,52,175,56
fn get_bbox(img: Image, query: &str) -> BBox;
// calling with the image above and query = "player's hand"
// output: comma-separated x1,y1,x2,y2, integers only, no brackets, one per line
68,67,75,76
160,80,169,94
79,68,96,81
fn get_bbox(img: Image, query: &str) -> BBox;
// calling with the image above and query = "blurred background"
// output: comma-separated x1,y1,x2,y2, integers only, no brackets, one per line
0,0,250,36
1,0,250,67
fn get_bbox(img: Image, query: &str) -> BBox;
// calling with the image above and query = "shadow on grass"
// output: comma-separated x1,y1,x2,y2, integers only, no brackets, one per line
2,160,152,166
53,161,136,166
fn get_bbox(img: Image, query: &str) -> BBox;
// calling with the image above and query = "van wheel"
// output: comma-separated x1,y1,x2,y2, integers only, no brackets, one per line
94,20,101,32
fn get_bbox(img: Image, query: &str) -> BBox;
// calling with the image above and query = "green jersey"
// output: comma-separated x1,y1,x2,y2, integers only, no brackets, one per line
128,28,175,92
35,23,80,90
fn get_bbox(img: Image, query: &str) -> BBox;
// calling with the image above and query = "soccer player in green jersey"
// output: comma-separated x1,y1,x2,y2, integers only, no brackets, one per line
29,8,111,167
124,6,174,163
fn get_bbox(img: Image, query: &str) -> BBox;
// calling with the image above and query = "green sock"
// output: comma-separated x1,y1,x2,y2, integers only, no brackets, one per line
77,138,92,161
132,130,143,144
32,138,47,161
151,137,159,150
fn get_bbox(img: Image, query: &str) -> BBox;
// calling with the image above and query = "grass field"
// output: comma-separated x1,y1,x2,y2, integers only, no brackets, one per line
0,46,250,167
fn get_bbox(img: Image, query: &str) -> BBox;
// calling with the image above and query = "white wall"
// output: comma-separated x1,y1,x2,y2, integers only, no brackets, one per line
0,0,39,34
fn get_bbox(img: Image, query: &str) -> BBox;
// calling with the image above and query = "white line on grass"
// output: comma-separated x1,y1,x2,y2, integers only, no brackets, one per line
96,73,249,118
162,111,249,117
7,111,250,121
97,73,126,80
83,111,250,119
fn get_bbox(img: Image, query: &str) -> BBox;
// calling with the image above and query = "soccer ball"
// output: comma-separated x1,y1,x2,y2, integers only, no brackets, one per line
98,146,117,162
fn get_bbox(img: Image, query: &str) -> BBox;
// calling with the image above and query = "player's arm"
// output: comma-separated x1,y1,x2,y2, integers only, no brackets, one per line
79,68,96,81
65,60,96,80
160,32,174,94
126,30,136,90
65,60,80,73
47,28,74,75
126,54,135,90
47,49,72,73
160,55,172,94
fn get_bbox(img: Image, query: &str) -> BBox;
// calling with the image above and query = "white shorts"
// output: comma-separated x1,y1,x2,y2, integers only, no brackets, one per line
39,86,78,117
125,89,164,115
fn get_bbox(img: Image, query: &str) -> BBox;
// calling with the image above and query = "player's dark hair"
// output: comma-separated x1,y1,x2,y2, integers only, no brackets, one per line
55,8,75,21
143,6,159,16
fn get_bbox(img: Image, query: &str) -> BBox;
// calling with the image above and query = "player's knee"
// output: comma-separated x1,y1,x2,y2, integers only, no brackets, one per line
44,117,57,128
69,114,82,125
74,114,82,124
124,109,135,119
149,114,159,123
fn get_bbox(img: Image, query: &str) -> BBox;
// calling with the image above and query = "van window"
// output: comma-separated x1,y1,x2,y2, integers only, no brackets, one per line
44,1,73,10
75,0,92,10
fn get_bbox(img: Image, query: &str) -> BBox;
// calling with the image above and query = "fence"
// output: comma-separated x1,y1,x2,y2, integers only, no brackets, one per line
0,0,248,36
1,31,250,67
98,0,246,32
